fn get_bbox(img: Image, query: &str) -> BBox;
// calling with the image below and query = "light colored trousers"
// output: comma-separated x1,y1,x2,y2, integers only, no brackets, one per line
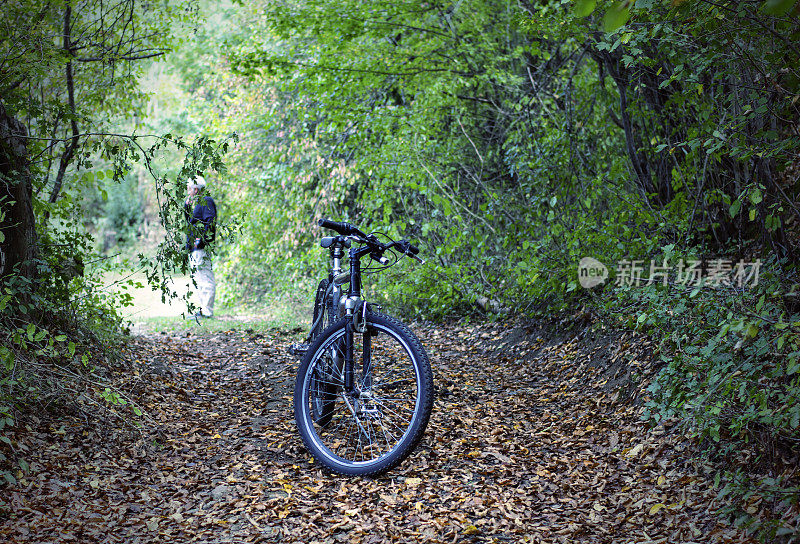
189,249,216,316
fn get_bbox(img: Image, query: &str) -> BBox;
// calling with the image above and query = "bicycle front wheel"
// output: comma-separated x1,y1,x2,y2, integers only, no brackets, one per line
294,312,433,476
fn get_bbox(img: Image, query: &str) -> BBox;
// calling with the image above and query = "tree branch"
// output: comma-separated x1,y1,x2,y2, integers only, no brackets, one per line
48,4,80,207
75,50,169,62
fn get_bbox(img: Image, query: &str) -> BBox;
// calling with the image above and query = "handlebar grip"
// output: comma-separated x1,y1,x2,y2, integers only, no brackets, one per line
318,218,355,235
408,244,420,255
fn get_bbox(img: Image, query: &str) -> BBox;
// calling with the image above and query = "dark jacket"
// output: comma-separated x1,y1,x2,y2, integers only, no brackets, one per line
184,195,217,251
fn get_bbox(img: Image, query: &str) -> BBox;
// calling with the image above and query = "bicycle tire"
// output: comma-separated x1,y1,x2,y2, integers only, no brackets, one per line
294,312,434,476
310,279,331,340
309,278,341,425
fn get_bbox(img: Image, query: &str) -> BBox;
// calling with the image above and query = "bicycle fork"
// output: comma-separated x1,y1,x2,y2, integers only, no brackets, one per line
342,297,373,394
342,313,381,438
344,316,356,394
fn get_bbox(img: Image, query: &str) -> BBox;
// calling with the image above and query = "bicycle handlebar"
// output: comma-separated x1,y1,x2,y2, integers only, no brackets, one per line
318,218,423,262
318,218,365,238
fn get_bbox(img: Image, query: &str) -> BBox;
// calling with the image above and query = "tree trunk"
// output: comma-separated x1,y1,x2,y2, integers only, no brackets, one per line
0,101,38,283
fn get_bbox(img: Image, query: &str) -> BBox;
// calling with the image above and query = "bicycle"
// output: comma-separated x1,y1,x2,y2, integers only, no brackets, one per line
291,218,434,476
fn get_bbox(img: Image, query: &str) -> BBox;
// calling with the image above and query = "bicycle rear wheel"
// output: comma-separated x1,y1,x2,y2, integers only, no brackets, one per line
309,279,341,425
310,279,333,340
294,312,433,476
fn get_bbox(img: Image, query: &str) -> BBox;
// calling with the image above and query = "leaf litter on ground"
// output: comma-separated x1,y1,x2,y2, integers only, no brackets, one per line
0,319,778,543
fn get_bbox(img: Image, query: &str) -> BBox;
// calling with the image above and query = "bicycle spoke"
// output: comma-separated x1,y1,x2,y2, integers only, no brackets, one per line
314,328,412,460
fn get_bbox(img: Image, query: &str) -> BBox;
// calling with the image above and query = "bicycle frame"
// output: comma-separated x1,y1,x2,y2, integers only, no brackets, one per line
305,219,422,395
316,239,372,395
302,235,370,397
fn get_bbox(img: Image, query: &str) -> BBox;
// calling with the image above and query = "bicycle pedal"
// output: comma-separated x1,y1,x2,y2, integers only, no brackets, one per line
288,343,309,357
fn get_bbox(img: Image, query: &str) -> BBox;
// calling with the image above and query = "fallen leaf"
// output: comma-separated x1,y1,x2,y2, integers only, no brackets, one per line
649,503,666,515
464,524,480,535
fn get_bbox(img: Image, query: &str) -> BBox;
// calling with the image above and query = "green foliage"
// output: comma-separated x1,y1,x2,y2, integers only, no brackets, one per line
84,173,145,250
0,260,132,487
573,0,800,32
174,0,798,318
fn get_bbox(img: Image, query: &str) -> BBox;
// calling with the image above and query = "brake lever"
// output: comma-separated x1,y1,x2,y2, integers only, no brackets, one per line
396,240,425,264
398,240,425,264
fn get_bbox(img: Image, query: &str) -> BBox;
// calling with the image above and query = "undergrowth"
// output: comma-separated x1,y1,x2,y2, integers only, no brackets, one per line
0,256,145,495
590,253,800,542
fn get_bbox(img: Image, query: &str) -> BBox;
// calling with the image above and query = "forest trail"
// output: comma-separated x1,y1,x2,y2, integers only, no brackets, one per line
2,321,755,543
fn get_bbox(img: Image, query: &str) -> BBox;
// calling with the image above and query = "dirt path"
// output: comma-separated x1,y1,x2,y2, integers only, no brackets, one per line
1,321,755,543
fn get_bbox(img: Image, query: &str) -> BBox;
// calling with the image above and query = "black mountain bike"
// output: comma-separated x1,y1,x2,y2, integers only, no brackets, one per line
291,219,434,476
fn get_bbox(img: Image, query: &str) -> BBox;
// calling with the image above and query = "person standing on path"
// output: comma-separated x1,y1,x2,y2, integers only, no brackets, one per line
185,175,217,318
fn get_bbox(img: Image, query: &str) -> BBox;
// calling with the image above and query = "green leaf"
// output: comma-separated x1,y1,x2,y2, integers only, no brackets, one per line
604,3,631,33
729,199,741,218
574,0,597,17
762,0,798,15
750,188,763,204
566,281,577,292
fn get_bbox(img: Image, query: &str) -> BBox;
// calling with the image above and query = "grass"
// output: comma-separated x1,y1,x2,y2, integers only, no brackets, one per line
131,304,310,335
105,270,312,335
